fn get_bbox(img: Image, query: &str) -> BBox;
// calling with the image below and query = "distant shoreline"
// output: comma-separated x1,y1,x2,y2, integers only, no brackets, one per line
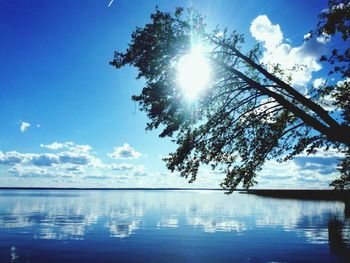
0,187,349,201
0,187,224,191
245,189,350,201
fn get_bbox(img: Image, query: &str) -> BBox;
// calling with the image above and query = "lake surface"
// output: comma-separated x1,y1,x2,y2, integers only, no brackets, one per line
0,190,349,262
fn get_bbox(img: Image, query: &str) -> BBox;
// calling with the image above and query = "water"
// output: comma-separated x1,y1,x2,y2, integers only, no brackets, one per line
0,190,349,262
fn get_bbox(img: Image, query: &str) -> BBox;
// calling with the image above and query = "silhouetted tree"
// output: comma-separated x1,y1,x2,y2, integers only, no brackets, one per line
311,0,350,189
111,2,350,192
314,0,350,78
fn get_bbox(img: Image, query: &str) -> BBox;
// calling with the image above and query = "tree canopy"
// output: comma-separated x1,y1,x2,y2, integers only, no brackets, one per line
111,1,350,192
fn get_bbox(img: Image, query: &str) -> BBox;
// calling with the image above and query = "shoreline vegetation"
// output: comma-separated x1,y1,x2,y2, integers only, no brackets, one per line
0,187,349,201
244,189,350,201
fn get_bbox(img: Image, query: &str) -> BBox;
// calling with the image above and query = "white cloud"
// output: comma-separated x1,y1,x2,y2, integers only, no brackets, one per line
58,152,101,167
65,165,84,174
312,78,326,89
0,150,101,168
257,159,338,189
30,154,60,167
297,147,345,159
303,32,312,40
133,165,147,176
40,142,64,150
316,34,330,44
255,97,280,123
0,151,24,165
318,78,349,111
250,15,329,87
59,153,90,165
72,144,92,153
0,141,104,180
256,146,344,189
250,15,283,49
0,141,150,183
8,165,72,178
20,121,30,132
1,138,343,189
41,142,92,153
108,143,142,159
8,166,45,178
110,163,135,171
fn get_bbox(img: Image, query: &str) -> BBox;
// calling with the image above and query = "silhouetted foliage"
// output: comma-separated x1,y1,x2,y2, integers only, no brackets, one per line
111,2,350,192
315,0,350,78
310,0,350,189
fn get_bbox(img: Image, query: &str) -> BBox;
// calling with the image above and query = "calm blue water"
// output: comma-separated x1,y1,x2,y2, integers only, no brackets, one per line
0,190,349,263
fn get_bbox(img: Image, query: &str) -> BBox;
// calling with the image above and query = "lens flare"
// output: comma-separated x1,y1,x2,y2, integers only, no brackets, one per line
177,46,211,100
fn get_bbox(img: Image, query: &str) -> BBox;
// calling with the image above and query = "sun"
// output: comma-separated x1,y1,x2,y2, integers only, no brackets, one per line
177,45,211,100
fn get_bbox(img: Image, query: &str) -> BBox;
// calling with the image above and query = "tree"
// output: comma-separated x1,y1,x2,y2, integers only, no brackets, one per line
312,0,350,189
110,3,350,192
314,0,350,78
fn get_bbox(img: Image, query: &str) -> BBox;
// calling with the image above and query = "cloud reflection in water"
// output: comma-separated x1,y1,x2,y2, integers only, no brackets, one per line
0,190,345,244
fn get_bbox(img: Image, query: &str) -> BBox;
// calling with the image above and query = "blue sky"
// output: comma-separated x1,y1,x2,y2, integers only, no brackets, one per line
0,0,344,188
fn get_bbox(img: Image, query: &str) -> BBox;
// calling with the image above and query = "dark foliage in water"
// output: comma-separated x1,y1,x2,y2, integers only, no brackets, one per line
328,215,350,259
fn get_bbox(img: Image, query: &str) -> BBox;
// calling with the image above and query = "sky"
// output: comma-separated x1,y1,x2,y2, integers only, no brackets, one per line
0,0,345,189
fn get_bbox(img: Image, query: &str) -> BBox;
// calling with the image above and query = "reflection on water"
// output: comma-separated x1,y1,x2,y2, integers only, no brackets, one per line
0,190,348,262
328,216,350,257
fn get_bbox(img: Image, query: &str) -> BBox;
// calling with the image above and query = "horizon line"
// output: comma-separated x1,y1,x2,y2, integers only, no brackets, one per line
0,187,342,191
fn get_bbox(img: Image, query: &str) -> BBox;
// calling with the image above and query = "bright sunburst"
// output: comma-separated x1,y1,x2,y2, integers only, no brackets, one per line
177,45,211,100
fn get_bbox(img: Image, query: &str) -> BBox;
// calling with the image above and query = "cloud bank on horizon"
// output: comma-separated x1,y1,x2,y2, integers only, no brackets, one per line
0,138,342,189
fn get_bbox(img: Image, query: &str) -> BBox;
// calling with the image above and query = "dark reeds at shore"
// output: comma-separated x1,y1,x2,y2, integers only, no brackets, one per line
244,189,350,201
